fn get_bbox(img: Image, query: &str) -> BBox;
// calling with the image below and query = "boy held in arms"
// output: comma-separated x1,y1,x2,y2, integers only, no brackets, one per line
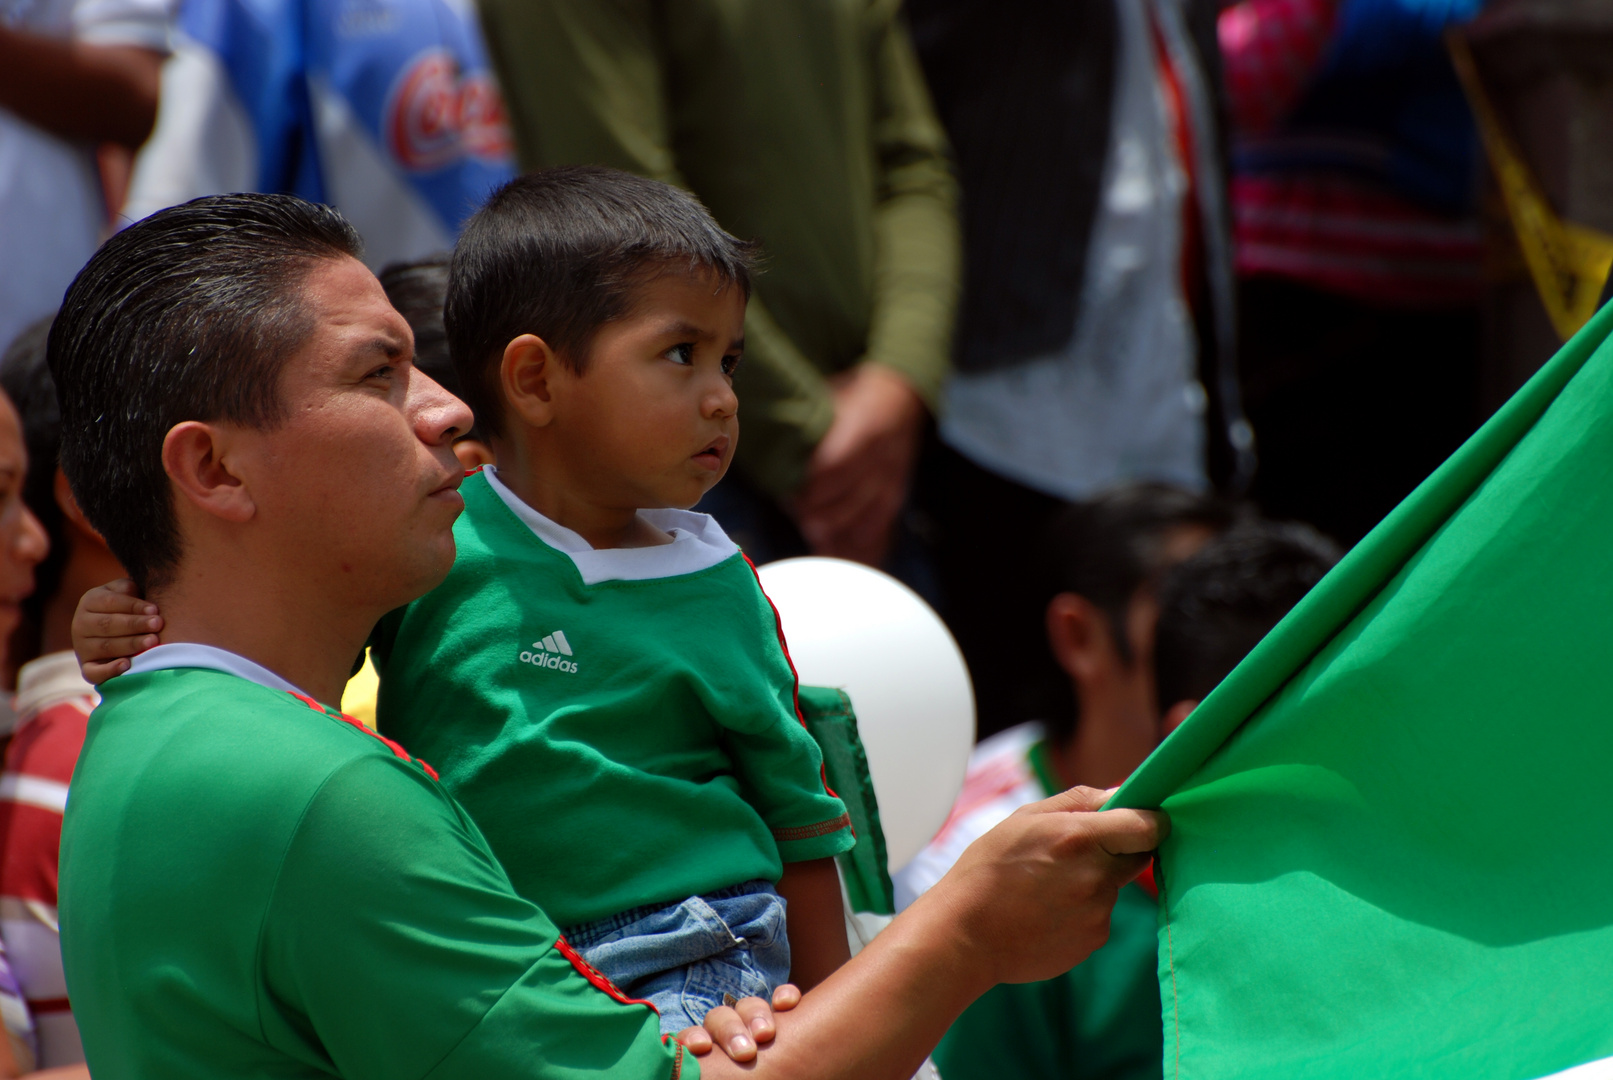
84,168,855,1034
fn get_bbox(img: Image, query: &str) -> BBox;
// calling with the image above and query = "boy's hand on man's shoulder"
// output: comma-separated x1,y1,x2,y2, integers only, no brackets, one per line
72,578,162,684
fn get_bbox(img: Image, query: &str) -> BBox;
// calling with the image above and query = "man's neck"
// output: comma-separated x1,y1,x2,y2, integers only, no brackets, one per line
149,567,373,707
490,441,669,550
1047,695,1160,791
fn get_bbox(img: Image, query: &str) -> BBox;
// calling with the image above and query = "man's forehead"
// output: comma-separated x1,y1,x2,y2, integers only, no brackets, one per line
301,257,413,354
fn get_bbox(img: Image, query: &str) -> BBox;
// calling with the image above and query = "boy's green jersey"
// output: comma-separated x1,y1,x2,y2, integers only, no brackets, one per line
60,657,691,1080
372,468,854,928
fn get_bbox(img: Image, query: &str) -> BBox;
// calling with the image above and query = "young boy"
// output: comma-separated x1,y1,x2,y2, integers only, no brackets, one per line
83,168,857,1036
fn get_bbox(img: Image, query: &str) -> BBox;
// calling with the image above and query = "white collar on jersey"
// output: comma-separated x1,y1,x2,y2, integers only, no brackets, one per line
481,466,740,585
125,643,308,698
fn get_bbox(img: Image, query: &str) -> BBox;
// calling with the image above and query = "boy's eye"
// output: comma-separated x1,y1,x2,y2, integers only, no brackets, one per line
721,353,743,377
666,343,695,366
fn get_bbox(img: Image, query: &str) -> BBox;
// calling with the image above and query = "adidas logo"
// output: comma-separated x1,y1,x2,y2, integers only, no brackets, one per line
520,630,579,673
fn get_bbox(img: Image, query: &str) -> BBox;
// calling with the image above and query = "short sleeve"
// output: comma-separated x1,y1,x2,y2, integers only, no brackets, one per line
262,755,688,1080
71,0,171,50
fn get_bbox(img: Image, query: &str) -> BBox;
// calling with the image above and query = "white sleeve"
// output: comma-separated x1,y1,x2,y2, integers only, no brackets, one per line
71,0,172,52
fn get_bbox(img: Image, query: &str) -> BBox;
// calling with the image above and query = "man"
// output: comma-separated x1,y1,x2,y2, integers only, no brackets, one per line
0,0,169,353
477,0,960,568
897,512,1339,1080
906,0,1253,737
1219,0,1486,544
51,192,1163,1079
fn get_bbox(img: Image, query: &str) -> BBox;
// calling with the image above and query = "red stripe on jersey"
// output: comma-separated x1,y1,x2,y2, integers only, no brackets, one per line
285,693,440,780
26,997,71,1015
742,554,844,809
552,935,659,1014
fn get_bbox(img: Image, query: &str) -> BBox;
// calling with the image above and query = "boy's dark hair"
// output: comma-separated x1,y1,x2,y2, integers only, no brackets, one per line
446,166,760,439
1154,521,1342,710
378,255,483,442
0,315,70,629
49,192,363,592
1039,483,1241,743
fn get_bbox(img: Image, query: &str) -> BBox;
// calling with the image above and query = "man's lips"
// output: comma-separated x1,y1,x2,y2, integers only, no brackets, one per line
428,470,465,503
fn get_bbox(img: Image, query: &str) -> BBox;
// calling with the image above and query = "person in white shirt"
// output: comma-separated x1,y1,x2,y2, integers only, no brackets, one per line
0,0,170,353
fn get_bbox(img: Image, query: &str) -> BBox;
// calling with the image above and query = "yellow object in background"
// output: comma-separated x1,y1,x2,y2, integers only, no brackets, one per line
1448,31,1613,341
340,649,380,728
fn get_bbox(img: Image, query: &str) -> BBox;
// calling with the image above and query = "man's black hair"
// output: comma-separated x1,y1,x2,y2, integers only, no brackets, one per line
1154,521,1342,710
0,315,68,634
446,166,760,439
49,192,362,592
1038,483,1241,743
378,255,483,442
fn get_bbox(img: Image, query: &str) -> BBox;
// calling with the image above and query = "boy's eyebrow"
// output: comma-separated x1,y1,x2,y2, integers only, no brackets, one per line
657,319,744,351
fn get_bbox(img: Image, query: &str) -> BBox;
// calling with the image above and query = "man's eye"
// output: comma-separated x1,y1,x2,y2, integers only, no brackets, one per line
721,354,743,377
365,365,395,381
666,343,694,366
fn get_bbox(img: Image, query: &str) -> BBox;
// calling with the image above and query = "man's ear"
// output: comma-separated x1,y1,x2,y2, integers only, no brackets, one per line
1045,592,1117,684
161,421,256,524
1161,699,1198,737
500,334,562,429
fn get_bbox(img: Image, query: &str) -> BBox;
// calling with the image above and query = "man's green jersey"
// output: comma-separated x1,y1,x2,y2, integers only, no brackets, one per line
372,468,854,928
60,649,692,1080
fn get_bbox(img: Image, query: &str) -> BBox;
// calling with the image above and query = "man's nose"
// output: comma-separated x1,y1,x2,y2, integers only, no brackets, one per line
412,368,476,445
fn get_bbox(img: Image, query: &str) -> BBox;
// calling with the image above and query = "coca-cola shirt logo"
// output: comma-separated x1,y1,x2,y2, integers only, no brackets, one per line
385,49,514,171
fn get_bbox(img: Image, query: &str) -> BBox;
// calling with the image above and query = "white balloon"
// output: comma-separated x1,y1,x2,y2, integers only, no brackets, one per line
756,557,975,874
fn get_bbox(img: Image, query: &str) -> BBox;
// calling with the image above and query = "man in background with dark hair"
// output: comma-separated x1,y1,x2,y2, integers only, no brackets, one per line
1153,523,1341,734
0,318,122,1074
896,501,1337,1080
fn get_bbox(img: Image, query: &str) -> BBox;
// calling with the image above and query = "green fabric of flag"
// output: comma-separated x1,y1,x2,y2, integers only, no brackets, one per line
1108,301,1613,1080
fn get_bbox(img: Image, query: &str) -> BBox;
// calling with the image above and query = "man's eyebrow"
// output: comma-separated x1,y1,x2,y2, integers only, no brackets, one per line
358,335,409,360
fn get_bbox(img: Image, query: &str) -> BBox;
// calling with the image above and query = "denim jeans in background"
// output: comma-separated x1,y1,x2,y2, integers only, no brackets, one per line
562,880,791,1036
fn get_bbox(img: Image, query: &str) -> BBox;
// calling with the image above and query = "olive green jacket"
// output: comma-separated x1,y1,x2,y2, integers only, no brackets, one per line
476,0,961,496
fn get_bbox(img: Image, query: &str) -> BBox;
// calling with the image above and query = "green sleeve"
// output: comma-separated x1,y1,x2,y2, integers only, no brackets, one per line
709,575,855,864
474,0,834,498
860,6,961,411
932,884,1163,1080
262,756,689,1080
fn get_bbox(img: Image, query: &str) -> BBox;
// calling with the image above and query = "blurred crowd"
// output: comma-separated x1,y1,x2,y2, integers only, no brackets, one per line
0,0,1498,1075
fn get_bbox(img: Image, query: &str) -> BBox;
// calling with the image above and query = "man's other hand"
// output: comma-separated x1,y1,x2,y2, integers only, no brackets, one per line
793,363,925,567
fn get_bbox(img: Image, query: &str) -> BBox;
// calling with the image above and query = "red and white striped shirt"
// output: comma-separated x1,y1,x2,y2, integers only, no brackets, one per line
0,651,97,1069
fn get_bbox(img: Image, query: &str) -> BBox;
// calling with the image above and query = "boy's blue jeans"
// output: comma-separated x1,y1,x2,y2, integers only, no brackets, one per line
562,880,791,1036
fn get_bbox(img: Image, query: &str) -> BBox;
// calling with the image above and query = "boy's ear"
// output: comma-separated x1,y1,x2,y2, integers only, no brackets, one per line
500,333,561,428
161,421,256,524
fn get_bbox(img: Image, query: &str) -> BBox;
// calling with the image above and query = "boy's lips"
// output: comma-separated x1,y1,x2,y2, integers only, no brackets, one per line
693,435,730,470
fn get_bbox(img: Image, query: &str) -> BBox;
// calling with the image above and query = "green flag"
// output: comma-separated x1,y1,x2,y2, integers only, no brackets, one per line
1109,301,1613,1080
